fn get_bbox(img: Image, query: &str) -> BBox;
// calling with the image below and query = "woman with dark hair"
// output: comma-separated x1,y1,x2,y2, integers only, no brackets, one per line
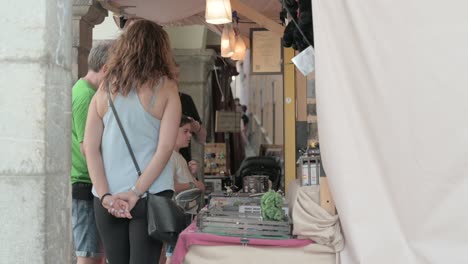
84,19,181,264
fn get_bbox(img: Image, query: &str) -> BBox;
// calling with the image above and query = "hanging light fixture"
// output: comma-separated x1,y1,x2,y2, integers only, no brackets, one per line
221,24,236,57
231,35,246,61
205,0,232,24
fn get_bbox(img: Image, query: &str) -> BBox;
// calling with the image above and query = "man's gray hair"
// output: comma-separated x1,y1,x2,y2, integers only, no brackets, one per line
88,40,113,72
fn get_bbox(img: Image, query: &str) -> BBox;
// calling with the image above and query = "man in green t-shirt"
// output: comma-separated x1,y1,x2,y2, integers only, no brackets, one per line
71,41,112,264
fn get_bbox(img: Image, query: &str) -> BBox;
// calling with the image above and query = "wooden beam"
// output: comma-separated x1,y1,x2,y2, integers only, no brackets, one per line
283,47,296,194
231,0,284,38
296,55,307,122
307,70,316,80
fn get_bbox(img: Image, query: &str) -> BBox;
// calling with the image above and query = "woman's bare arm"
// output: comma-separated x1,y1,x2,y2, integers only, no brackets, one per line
83,92,109,198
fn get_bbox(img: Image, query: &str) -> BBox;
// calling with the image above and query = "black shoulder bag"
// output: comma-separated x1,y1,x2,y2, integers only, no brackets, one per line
106,86,187,245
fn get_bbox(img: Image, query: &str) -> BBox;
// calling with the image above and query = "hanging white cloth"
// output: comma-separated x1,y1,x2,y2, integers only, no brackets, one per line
312,0,468,263
292,186,344,252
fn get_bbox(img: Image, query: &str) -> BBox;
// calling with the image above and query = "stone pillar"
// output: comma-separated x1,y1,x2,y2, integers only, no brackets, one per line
174,49,217,178
0,0,73,263
72,0,107,81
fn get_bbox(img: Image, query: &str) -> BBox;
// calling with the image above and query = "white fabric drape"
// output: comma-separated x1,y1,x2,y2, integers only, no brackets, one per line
312,0,468,263
292,186,344,252
184,244,336,264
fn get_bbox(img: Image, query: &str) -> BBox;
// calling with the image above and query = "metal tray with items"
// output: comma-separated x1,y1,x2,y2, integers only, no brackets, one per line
197,209,292,239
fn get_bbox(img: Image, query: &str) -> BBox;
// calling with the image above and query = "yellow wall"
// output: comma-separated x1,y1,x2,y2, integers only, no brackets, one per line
283,47,296,194
206,29,221,46
166,25,207,49
93,19,209,50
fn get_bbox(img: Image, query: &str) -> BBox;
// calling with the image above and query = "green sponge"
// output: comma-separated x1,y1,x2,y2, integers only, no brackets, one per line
261,190,284,221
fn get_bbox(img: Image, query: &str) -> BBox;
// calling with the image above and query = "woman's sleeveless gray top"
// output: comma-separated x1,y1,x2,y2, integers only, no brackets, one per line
92,84,174,197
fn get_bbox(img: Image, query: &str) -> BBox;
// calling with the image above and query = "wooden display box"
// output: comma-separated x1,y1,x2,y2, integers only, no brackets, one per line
204,143,228,175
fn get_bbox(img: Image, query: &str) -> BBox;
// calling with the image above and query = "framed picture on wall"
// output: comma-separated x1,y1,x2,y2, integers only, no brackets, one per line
250,28,283,74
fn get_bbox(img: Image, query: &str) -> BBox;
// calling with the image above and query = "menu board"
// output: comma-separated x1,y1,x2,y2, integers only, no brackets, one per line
215,111,241,132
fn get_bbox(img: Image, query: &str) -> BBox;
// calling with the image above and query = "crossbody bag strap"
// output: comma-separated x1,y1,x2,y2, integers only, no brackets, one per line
106,83,142,176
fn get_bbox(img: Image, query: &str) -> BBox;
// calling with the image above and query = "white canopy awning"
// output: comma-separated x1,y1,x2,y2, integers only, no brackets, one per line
100,0,284,39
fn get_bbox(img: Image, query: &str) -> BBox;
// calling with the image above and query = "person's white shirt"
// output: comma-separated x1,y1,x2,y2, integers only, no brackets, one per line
171,151,195,185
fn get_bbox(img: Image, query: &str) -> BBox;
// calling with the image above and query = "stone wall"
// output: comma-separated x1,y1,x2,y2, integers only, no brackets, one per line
0,0,73,263
72,0,107,81
174,49,216,179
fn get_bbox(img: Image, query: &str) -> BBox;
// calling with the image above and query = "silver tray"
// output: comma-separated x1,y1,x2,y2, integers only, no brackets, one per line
197,210,291,239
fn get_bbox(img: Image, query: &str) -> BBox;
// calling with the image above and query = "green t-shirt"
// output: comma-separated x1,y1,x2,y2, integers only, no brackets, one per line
71,79,96,184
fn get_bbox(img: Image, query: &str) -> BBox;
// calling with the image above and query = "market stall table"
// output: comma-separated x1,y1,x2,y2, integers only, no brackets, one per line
172,222,336,264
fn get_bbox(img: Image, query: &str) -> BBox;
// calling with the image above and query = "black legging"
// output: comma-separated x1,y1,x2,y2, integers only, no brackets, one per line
94,190,173,264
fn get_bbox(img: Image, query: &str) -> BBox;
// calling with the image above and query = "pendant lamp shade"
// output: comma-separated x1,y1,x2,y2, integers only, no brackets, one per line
205,0,232,24
231,35,246,61
221,24,236,57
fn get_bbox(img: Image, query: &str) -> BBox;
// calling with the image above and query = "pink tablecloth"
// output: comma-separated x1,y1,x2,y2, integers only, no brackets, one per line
172,222,313,264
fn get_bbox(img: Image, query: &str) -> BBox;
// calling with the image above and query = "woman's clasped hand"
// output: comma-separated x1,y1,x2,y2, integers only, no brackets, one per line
100,193,137,219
